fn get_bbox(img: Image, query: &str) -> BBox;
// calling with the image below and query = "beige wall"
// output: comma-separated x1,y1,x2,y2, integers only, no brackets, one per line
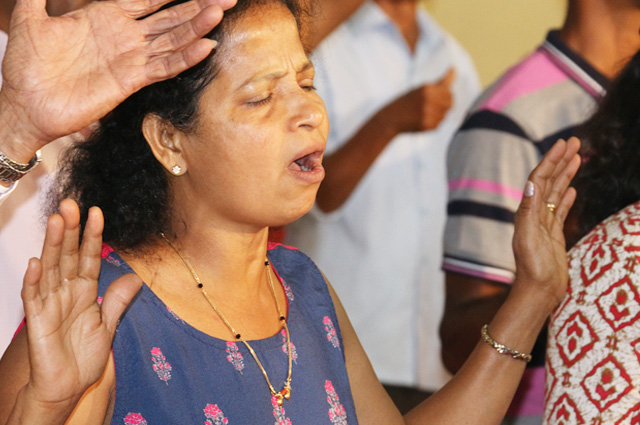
422,0,566,87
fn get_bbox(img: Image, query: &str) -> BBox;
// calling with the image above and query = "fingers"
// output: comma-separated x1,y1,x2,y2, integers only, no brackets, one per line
119,0,235,19
514,180,540,241
146,4,222,50
555,187,577,224
544,153,580,214
214,0,236,10
78,207,105,282
21,258,44,316
38,199,83,298
439,68,456,87
101,273,142,336
533,138,580,221
39,213,65,297
143,0,223,36
58,199,82,284
146,36,217,82
422,84,452,129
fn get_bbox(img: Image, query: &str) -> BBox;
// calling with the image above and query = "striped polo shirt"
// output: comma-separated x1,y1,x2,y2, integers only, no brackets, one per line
443,30,608,284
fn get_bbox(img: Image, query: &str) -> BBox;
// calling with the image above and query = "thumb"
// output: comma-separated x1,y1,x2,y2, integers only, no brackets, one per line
438,68,456,87
513,180,540,252
12,0,48,23
101,273,142,336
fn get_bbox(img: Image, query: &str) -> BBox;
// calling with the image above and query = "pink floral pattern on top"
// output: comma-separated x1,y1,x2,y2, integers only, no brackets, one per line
271,395,292,425
325,381,347,425
105,255,122,267
123,413,147,425
323,316,340,349
280,329,298,364
282,279,294,301
150,347,172,384
204,404,229,425
226,341,245,374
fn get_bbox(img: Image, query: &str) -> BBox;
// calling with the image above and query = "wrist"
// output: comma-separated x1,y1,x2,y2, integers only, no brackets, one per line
8,384,80,425
511,275,563,316
486,285,553,355
0,91,50,162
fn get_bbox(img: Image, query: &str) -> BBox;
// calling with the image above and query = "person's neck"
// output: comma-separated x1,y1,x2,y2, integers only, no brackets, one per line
167,219,271,295
374,0,419,53
561,2,640,78
122,212,271,302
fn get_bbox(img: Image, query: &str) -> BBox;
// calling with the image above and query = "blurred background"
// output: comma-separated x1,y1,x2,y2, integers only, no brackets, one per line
423,0,565,86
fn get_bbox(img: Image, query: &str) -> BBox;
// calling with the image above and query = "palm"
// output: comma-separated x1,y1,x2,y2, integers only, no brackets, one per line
22,201,141,404
512,138,581,305
0,0,234,149
27,276,114,401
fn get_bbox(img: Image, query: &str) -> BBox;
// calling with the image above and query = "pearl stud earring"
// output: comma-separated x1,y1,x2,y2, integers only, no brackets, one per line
171,165,182,175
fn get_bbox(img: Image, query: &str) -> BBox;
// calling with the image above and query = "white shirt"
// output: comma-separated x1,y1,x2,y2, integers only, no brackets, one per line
286,2,480,390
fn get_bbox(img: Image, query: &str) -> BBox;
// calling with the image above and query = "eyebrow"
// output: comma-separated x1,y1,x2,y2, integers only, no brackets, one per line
237,60,315,90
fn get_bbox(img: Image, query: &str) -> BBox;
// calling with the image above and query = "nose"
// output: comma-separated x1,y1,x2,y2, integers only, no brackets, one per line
288,93,326,132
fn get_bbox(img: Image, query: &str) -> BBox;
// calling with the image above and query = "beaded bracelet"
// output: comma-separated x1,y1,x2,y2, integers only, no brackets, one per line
481,324,532,363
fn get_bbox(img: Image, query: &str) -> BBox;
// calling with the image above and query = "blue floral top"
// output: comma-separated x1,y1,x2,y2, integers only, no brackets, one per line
98,243,358,425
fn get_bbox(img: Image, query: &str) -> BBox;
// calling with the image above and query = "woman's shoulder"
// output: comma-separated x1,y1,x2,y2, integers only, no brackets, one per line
97,244,135,297
567,201,640,289
570,201,640,255
267,242,332,299
267,242,319,271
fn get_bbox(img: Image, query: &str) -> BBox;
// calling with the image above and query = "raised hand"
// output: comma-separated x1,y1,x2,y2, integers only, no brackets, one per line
0,0,236,162
19,199,141,412
385,68,455,134
511,137,581,307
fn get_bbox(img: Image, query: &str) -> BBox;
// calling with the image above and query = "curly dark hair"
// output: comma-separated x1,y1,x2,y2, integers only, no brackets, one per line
573,49,640,238
51,0,306,250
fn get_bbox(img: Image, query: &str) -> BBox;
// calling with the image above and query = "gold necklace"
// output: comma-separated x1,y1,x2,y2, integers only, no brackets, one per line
160,233,293,406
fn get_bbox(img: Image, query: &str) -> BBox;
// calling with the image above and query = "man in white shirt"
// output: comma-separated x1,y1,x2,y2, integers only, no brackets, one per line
286,0,480,411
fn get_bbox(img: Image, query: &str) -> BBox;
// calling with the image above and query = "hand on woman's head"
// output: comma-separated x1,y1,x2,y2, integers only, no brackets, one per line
511,137,581,310
0,0,236,163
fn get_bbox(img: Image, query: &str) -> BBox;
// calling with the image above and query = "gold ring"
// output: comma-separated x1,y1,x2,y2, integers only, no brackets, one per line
546,202,557,213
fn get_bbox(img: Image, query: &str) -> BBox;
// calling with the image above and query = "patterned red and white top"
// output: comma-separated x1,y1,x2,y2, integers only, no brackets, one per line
545,201,640,424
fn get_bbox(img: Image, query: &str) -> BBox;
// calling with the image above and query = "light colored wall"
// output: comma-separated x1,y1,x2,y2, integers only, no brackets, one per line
422,0,566,87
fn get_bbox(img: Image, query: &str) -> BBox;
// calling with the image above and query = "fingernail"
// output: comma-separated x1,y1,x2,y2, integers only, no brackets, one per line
524,181,534,197
210,39,218,49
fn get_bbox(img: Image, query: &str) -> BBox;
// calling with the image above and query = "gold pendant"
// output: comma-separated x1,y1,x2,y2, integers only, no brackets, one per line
283,385,291,400
274,386,291,406
275,392,284,406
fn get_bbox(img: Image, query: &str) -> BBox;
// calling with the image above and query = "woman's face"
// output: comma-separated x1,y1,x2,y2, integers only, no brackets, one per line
178,3,328,229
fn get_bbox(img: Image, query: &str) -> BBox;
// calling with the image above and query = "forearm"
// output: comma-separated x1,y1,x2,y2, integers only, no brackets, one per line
302,0,367,50
316,110,398,212
406,283,554,425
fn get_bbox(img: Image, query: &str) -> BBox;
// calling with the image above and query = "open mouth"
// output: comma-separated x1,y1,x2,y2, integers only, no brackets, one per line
290,151,322,172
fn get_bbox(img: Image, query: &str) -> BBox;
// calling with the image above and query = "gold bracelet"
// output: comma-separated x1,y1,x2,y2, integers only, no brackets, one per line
481,324,532,363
